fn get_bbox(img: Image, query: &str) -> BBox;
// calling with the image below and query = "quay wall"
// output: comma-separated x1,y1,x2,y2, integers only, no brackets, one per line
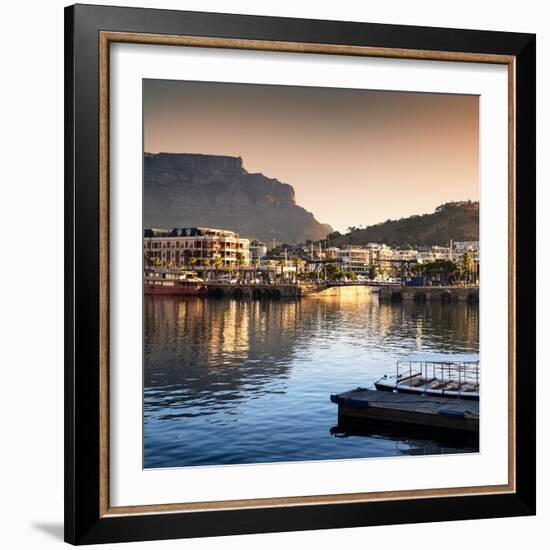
378,285,479,304
206,283,300,299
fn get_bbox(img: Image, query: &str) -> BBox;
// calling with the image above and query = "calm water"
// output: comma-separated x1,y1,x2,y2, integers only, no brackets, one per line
144,288,479,468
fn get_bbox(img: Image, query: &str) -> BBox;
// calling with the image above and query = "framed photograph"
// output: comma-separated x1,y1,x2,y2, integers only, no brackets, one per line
65,4,536,545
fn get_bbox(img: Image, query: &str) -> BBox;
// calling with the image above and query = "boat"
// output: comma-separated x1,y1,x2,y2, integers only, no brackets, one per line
374,353,480,400
144,268,206,296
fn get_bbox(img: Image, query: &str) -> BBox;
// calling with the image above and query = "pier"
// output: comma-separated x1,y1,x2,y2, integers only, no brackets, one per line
205,282,375,299
203,282,479,301
378,285,479,303
331,388,479,433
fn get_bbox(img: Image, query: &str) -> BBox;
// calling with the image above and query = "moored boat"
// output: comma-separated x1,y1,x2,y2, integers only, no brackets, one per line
374,353,479,400
144,268,206,296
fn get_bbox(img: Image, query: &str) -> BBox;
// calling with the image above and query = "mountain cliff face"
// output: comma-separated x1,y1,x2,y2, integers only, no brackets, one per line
329,201,479,248
144,153,332,243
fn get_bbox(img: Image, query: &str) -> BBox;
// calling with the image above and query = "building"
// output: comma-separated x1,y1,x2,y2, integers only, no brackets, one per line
249,240,267,262
394,248,419,262
328,246,371,275
144,227,250,269
417,245,451,264
368,244,397,271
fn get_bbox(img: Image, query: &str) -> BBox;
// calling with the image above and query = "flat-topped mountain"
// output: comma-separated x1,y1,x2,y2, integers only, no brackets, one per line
144,153,332,244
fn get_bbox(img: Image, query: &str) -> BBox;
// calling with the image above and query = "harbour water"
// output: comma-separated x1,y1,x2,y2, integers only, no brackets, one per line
144,287,479,468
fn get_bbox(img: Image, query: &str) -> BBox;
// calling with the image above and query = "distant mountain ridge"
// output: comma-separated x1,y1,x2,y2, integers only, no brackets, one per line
329,201,479,248
144,153,332,244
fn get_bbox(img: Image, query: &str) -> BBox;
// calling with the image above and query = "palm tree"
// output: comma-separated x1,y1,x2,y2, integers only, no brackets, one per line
214,255,223,282
368,264,377,281
236,252,246,282
462,251,474,286
153,257,161,268
183,249,192,268
202,258,211,282
166,259,173,270
291,256,303,283
227,264,234,281
265,260,273,283
277,259,285,282
252,258,260,282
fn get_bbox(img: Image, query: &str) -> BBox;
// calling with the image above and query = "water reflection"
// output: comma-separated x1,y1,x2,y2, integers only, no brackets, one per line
144,288,479,468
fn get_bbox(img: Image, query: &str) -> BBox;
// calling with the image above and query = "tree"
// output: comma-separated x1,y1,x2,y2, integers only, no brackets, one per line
188,256,197,278
183,249,192,267
291,256,303,283
202,258,211,282
214,255,223,282
326,263,343,281
368,264,378,281
236,252,246,281
419,259,457,274
461,251,475,286
252,258,260,282
277,259,285,281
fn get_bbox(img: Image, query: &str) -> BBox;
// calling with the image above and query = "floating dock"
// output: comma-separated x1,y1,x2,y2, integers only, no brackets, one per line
330,388,479,433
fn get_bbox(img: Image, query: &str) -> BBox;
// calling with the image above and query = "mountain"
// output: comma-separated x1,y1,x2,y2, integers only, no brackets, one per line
144,153,332,244
328,201,479,248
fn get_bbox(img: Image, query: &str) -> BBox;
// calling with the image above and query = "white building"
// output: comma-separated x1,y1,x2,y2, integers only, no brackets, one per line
332,246,371,274
418,245,451,264
395,249,419,261
249,239,267,262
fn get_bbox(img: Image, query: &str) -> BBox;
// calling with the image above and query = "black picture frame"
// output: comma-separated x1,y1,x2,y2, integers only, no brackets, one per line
65,3,536,545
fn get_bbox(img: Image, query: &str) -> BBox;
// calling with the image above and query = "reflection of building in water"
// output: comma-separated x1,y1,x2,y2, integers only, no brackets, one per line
144,292,478,421
364,297,479,349
144,297,303,405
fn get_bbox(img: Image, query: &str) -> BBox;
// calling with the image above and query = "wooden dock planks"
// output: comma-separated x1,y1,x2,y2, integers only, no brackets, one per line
330,388,479,432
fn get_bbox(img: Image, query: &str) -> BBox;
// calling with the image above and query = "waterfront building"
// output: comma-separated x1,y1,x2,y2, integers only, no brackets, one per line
418,246,451,264
259,258,297,281
395,249,419,262
330,246,371,275
249,239,267,262
144,227,250,269
370,244,397,271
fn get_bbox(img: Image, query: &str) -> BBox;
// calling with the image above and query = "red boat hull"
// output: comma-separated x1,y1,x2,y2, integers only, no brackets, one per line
144,283,205,296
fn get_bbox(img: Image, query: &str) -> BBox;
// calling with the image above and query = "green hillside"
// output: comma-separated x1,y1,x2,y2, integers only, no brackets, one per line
328,201,479,248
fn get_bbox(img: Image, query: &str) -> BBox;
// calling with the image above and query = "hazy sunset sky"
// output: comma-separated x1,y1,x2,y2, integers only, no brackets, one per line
143,79,479,233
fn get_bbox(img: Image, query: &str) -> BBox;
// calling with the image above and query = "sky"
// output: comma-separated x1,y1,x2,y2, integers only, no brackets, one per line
143,79,479,233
